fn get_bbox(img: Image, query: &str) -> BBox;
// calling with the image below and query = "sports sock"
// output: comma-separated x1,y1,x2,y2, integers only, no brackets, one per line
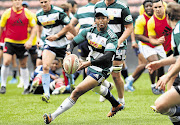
118,97,125,105
163,106,180,116
1,65,9,87
51,97,75,121
169,116,180,125
93,85,119,107
20,68,29,90
105,90,119,107
174,106,180,116
121,67,128,79
127,75,134,86
42,73,50,97
12,70,17,79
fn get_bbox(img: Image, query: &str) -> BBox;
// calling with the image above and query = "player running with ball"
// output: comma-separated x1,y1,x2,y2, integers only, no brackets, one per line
43,9,124,124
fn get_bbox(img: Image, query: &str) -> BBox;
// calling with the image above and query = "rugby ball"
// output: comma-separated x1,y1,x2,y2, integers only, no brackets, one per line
63,54,80,74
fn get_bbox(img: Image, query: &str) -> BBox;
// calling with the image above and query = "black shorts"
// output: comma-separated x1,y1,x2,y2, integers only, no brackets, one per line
0,45,3,50
28,45,38,55
44,45,66,58
77,40,90,58
4,42,28,59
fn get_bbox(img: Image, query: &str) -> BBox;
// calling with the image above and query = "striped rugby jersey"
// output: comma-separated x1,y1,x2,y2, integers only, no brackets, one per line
94,0,133,49
74,2,95,33
171,20,180,57
36,5,70,48
73,26,118,76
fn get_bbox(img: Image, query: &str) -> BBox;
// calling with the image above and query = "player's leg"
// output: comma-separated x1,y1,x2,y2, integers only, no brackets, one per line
0,53,12,94
0,46,4,83
41,49,56,102
154,87,180,114
151,86,180,124
44,75,100,123
19,56,30,94
29,45,38,70
121,61,128,80
111,60,125,105
8,54,18,84
0,42,14,94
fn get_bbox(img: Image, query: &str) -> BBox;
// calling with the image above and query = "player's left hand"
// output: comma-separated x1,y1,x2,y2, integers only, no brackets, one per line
24,40,32,50
46,34,59,41
156,74,170,91
77,61,91,71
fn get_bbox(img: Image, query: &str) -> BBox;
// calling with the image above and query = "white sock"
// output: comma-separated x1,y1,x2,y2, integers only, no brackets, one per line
151,83,156,88
102,80,111,88
128,75,134,81
118,97,125,104
1,65,10,87
20,68,29,89
51,97,75,121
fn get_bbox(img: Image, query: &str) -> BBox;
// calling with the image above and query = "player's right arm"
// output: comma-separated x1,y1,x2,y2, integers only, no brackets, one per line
134,15,149,43
147,17,165,45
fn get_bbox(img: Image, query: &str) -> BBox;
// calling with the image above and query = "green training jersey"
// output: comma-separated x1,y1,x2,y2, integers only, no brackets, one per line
36,5,70,48
73,26,118,76
94,0,133,49
74,3,95,33
171,20,180,56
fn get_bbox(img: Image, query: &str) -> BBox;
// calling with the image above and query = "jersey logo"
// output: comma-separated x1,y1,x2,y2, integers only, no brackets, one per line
41,20,55,26
109,15,114,20
13,18,24,26
88,40,102,49
125,15,133,22
162,26,172,36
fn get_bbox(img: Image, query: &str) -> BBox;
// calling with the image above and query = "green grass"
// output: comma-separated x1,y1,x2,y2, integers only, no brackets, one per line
0,73,172,125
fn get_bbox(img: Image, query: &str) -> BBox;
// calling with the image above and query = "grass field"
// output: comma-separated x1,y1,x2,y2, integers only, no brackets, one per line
0,73,172,125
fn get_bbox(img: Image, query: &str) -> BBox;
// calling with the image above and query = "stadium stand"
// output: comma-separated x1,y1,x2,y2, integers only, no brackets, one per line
0,0,174,18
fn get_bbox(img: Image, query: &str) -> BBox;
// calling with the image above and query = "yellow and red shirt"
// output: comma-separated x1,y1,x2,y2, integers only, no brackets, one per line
0,7,36,44
147,13,172,52
134,12,155,48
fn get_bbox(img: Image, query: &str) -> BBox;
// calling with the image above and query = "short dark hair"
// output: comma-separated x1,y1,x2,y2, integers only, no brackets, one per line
143,0,152,7
152,0,163,3
67,0,77,7
59,3,70,12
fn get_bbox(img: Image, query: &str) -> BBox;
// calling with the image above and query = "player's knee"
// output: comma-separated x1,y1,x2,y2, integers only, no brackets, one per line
155,101,166,113
71,87,83,99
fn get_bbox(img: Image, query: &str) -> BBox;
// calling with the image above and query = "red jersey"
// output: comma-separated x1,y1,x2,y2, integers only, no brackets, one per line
154,15,172,52
6,8,28,41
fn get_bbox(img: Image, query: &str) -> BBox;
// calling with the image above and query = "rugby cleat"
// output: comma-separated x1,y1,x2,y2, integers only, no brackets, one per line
107,103,124,117
41,93,50,103
0,86,6,94
124,84,135,92
43,113,52,124
52,85,66,95
150,105,159,113
151,86,164,95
